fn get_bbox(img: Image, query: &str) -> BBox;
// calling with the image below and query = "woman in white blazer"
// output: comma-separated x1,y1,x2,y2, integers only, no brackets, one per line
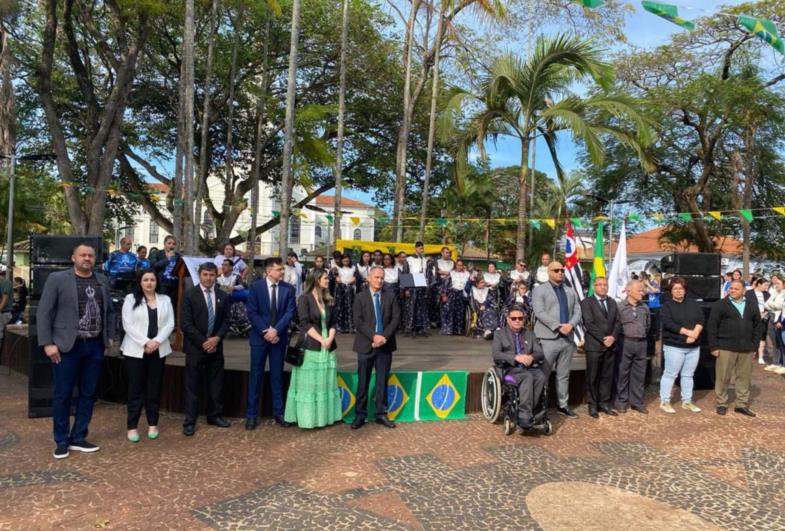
121,269,175,443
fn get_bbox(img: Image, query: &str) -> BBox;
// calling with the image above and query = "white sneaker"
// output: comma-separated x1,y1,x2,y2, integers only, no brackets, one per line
682,402,701,413
659,401,676,414
758,357,766,365
765,365,778,372
775,366,785,375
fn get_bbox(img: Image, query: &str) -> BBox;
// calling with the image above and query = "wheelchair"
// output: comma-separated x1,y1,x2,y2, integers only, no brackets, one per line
481,363,553,436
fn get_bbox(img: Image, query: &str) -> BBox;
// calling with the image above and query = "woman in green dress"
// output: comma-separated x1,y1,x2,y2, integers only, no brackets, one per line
284,268,343,428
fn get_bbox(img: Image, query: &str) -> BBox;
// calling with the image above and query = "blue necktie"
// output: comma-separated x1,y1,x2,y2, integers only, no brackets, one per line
205,289,215,336
373,292,383,334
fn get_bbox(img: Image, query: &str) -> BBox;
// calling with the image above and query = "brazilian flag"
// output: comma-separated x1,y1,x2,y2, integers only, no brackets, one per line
337,371,418,422
641,1,695,31
738,15,785,54
417,372,467,421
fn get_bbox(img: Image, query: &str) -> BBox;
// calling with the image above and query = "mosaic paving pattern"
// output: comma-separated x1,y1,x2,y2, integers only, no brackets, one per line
2,368,785,529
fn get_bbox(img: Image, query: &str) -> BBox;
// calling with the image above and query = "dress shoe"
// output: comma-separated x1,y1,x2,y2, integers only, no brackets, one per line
183,424,195,436
716,406,727,416
375,416,396,428
351,416,366,429
274,416,294,427
245,418,258,431
207,417,231,428
599,407,619,417
734,407,756,417
557,407,578,418
589,409,599,419
631,405,648,415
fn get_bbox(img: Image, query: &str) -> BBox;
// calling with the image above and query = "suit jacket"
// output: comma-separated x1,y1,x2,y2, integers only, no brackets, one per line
246,279,296,347
531,281,582,340
353,288,400,353
297,293,338,352
119,293,175,358
180,284,230,356
492,328,543,368
36,268,115,352
580,295,622,352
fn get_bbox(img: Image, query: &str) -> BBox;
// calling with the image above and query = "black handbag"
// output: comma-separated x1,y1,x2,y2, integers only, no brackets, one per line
285,325,305,366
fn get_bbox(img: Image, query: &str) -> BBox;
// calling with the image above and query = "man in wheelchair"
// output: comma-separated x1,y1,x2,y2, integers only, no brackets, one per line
492,304,545,430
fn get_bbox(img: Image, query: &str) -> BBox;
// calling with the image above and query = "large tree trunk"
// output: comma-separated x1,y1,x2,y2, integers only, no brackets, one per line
182,0,196,253
332,0,350,248
419,4,447,241
0,27,13,159
196,0,220,250
516,139,530,261
220,30,240,247
279,0,302,257
391,0,421,242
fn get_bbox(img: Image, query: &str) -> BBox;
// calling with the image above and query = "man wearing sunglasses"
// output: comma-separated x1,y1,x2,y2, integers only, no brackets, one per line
532,261,582,418
492,305,544,430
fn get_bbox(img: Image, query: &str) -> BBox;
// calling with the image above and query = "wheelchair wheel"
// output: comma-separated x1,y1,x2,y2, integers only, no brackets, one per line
503,417,515,435
481,368,502,423
544,420,554,436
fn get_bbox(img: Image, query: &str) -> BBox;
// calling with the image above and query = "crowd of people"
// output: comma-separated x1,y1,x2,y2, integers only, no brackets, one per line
30,236,780,458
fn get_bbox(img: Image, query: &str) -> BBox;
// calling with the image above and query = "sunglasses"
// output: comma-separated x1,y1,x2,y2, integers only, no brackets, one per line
509,316,524,321
550,268,565,273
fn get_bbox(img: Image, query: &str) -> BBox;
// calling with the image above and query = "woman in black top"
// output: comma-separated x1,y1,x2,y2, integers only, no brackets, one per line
659,277,705,414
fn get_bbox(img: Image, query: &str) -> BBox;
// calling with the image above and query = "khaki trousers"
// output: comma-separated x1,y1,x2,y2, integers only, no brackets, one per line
715,350,753,408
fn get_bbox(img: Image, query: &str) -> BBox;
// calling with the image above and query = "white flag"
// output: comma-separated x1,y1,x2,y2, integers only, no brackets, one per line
607,220,630,301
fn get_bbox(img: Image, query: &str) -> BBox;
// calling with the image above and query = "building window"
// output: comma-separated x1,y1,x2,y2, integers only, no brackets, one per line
315,225,323,240
353,228,362,240
290,217,301,244
149,223,159,244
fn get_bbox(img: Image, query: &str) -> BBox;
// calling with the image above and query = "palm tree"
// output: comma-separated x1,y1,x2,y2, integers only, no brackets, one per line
441,33,653,261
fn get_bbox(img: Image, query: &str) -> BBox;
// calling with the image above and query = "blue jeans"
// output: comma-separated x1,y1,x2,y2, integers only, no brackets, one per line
659,345,700,403
246,342,286,419
52,338,104,445
776,330,785,366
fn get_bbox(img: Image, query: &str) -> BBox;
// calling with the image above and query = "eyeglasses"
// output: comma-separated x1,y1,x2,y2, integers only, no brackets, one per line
509,316,524,321
550,268,564,273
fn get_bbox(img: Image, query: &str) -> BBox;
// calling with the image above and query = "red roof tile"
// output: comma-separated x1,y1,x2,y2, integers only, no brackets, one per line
315,195,372,209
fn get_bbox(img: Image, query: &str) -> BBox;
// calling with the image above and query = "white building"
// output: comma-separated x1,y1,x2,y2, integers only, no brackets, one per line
119,180,376,255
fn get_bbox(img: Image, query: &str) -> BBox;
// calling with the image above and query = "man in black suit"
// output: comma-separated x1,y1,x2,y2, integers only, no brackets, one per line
580,276,622,418
180,262,231,436
352,266,400,429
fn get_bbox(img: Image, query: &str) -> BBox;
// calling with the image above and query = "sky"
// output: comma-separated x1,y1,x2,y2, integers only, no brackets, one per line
343,0,752,208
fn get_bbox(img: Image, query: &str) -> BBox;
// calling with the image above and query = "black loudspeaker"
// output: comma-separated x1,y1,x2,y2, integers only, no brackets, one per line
661,253,721,277
28,335,54,418
30,234,104,265
663,276,722,301
30,266,69,300
693,303,716,390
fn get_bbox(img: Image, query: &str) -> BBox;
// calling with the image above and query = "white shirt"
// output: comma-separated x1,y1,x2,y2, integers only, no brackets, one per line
484,272,501,288
284,263,303,297
384,267,399,284
472,286,489,304
437,259,455,274
535,265,549,285
356,264,372,280
407,254,427,274
217,273,238,291
337,266,356,284
450,270,470,291
214,254,246,275
510,269,530,283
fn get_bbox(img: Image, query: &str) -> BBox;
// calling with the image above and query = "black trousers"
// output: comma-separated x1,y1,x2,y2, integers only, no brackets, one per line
126,354,166,429
184,352,225,426
510,368,545,426
585,348,616,410
616,339,647,408
355,348,392,419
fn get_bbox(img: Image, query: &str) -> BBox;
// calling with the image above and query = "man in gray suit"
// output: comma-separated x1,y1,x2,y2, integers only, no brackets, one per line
532,260,582,418
37,243,115,459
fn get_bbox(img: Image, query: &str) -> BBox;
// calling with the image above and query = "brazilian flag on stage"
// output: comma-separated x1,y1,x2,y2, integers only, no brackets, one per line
337,370,466,422
417,371,467,421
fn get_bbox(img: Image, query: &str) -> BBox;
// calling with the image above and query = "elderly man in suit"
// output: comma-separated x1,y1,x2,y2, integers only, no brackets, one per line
245,257,297,430
532,260,582,418
37,243,115,459
580,276,622,418
492,304,545,430
180,262,232,436
352,266,401,429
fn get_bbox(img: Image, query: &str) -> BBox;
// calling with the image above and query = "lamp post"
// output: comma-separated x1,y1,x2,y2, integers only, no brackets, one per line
0,152,57,272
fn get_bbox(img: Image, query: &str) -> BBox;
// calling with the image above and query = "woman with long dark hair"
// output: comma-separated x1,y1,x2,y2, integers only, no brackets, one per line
120,269,175,442
284,269,342,428
356,251,373,292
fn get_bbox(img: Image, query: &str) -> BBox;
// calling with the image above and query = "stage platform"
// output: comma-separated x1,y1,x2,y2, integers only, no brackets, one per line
4,326,590,419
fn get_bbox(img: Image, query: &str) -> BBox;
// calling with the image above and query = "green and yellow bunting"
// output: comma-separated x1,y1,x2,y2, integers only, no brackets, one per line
678,212,692,222
570,217,584,228
773,207,785,216
707,211,722,220
543,218,556,229
529,219,541,230
739,209,754,222
574,0,604,7
641,1,695,31
738,15,785,54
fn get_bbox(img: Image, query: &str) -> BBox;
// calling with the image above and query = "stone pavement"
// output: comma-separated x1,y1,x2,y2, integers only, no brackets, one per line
1,366,785,530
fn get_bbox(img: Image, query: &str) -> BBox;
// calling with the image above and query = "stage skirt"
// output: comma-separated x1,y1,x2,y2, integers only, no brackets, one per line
440,289,467,336
334,283,355,333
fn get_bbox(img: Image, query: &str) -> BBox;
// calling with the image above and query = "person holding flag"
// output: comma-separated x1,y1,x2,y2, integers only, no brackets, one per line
563,222,586,347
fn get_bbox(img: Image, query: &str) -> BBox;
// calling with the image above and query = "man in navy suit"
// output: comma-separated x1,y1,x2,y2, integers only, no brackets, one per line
245,257,296,430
